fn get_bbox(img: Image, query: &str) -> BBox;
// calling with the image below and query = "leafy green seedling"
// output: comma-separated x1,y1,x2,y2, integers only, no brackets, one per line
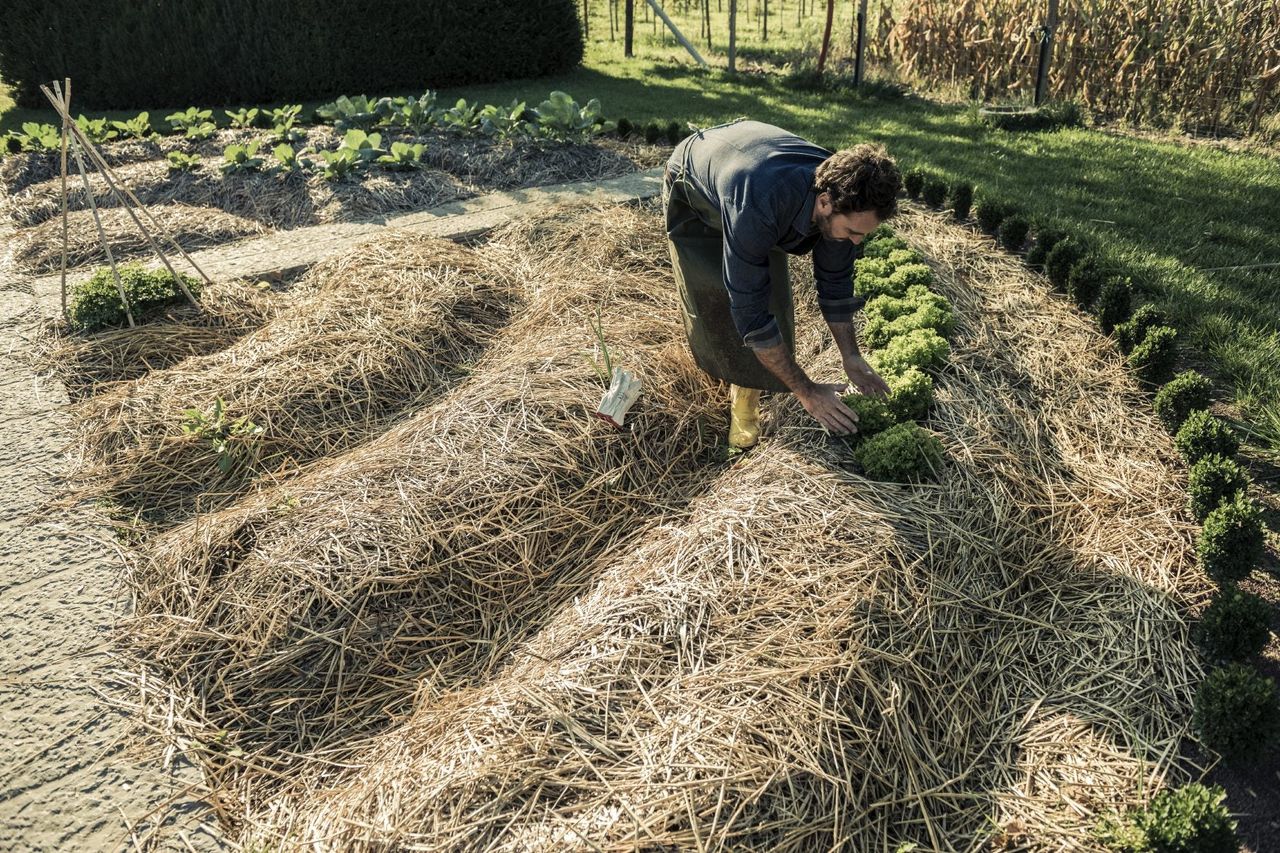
180,397,265,475
377,141,427,170
220,140,264,174
75,114,118,143
166,151,203,172
110,112,154,140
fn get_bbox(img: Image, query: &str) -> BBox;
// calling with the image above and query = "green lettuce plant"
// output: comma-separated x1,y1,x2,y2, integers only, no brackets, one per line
224,107,259,128
220,140,264,174
315,94,382,130
868,328,950,376
166,151,202,172
68,265,201,331
854,422,944,482
110,112,155,140
535,91,613,143
377,141,427,170
75,114,118,143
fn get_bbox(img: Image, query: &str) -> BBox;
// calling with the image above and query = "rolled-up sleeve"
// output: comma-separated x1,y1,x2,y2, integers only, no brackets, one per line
722,204,783,349
813,239,863,322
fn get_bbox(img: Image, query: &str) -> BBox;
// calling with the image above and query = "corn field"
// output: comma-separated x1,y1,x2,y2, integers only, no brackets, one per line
889,0,1280,135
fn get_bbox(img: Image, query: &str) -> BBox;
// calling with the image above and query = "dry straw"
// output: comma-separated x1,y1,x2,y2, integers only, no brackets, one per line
72,233,515,522
105,203,1207,849
893,0,1280,134
3,132,653,230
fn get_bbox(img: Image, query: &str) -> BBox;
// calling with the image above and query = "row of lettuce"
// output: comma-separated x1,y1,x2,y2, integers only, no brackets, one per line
899,170,1273,849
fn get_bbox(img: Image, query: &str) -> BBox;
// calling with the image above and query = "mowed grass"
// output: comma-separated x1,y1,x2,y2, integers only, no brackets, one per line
3,5,1278,451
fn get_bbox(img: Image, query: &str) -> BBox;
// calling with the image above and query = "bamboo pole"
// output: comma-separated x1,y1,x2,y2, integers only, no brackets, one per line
53,85,134,328
39,83,208,309
57,78,71,320
645,0,710,67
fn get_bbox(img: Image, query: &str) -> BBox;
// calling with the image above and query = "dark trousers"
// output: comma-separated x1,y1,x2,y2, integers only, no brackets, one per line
663,165,795,393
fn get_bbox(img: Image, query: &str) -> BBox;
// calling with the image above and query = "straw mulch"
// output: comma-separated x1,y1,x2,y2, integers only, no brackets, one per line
3,132,652,232
11,202,266,273
36,276,287,399
72,233,515,522
111,202,1208,849
116,202,723,814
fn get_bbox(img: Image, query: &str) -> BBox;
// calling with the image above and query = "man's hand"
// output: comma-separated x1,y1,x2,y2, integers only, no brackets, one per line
843,353,891,397
796,382,861,435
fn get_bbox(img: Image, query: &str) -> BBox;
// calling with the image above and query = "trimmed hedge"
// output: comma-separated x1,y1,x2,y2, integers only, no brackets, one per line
0,0,584,109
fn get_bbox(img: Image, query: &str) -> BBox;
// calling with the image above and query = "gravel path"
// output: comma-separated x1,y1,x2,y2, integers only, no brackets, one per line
0,226,223,851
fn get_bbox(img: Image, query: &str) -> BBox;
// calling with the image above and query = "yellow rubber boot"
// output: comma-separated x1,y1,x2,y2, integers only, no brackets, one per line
728,385,763,449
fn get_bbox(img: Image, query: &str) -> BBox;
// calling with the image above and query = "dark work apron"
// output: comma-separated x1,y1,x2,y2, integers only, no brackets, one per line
663,166,794,393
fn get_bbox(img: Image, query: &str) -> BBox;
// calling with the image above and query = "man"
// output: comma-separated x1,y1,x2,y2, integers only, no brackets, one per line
663,119,900,448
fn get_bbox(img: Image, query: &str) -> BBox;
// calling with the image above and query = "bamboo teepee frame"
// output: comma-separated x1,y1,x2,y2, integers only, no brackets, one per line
40,78,211,326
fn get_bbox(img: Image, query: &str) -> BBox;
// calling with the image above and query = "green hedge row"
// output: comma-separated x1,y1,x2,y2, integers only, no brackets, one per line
0,0,583,110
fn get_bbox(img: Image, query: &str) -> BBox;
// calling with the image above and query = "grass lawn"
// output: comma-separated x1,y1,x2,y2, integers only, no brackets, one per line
3,5,1278,452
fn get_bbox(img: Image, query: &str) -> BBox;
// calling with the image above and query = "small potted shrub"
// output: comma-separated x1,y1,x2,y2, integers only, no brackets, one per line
904,167,926,199
868,328,950,375
1025,226,1067,268
853,422,944,482
841,392,897,439
1044,238,1084,291
1197,493,1265,583
1154,370,1213,433
1192,662,1280,761
1187,454,1249,521
1194,586,1272,662
974,197,1010,235
1175,410,1239,464
1115,304,1168,354
949,181,974,220
1066,255,1106,309
998,215,1030,253
1127,325,1178,385
921,176,948,208
1095,783,1238,853
1096,276,1133,333
886,367,934,421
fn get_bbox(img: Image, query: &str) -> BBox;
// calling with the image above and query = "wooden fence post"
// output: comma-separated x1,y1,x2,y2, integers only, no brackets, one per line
1035,0,1059,106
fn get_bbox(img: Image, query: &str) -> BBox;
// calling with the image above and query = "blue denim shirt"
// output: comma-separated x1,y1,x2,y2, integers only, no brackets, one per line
668,119,863,349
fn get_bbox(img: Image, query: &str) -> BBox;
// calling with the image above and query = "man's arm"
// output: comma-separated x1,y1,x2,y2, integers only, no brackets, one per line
828,319,891,396
752,342,861,435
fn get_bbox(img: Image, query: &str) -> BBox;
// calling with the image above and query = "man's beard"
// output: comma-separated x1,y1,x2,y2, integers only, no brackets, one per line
814,210,835,240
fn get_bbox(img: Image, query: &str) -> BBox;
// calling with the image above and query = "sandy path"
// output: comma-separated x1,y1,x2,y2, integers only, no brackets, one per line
0,238,223,850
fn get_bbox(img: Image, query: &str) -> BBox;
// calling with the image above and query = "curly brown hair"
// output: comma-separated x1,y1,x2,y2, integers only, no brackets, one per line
813,143,901,219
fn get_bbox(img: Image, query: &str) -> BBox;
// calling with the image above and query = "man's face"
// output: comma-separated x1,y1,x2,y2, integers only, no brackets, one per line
812,193,880,245
816,208,880,245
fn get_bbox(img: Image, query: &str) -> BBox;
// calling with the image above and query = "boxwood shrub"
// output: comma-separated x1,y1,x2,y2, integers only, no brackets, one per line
1095,783,1238,853
1127,325,1178,385
1044,238,1084,291
1193,586,1273,662
1115,304,1168,354
903,167,926,199
1187,455,1249,522
1192,662,1280,761
921,176,948,208
1154,370,1213,433
974,197,1010,235
1096,276,1133,333
1066,254,1105,309
1175,410,1239,464
1197,493,1265,583
998,215,1030,253
949,181,973,220
1025,225,1067,268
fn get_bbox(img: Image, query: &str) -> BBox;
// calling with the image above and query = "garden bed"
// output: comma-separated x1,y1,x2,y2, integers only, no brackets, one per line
35,200,1227,849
